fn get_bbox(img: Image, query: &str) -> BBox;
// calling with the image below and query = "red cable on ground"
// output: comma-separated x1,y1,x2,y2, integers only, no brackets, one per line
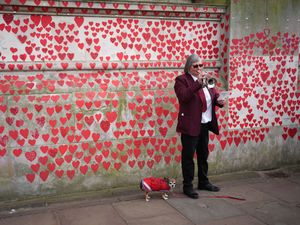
203,195,246,201
172,192,246,201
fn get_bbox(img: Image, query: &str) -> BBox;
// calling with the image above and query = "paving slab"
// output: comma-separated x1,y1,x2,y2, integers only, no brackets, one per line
207,184,277,205
287,174,300,185
125,212,193,225
213,176,265,189
167,192,245,225
113,199,185,221
249,178,300,205
0,212,58,225
239,200,300,225
199,215,266,225
56,204,126,225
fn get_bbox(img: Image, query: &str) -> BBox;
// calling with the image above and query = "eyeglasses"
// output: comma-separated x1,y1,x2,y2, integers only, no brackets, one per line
192,64,203,69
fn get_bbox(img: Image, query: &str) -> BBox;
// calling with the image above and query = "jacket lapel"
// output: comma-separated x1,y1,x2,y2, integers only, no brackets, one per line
199,89,206,103
199,88,207,112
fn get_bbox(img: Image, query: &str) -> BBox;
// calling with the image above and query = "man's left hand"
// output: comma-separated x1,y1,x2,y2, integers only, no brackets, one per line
217,99,225,106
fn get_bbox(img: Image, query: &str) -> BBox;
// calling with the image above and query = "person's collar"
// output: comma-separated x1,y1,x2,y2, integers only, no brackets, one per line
188,73,198,82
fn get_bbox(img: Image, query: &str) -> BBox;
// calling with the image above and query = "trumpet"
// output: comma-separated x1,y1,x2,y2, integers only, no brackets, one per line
202,77,217,88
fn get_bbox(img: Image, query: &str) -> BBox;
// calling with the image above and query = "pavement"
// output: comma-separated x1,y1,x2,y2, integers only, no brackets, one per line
1,166,300,225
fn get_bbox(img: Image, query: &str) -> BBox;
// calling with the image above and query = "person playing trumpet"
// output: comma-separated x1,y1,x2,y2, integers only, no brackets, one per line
174,54,225,199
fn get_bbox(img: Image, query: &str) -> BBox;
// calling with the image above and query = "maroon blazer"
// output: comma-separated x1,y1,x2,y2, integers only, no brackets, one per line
174,73,223,136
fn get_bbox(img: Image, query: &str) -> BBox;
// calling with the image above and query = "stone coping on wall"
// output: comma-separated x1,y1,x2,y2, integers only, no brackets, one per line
0,0,226,71
0,0,226,19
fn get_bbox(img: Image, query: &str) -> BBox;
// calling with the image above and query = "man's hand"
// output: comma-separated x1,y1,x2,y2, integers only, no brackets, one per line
197,72,207,86
217,99,225,106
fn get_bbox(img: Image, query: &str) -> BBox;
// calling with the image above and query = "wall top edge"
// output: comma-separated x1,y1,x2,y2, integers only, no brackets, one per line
0,0,226,14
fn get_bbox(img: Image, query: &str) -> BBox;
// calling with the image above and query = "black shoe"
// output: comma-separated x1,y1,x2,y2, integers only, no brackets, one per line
183,189,199,199
198,183,220,192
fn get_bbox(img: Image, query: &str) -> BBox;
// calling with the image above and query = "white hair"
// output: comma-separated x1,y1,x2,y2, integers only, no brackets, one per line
184,54,201,74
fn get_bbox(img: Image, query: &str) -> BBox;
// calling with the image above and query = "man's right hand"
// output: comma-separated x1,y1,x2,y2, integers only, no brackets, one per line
197,72,207,86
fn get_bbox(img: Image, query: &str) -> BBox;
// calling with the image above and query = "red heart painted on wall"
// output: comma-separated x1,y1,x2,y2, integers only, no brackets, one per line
3,13,14,25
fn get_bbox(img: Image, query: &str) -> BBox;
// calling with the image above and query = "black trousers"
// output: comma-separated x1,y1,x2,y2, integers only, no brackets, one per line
181,123,209,190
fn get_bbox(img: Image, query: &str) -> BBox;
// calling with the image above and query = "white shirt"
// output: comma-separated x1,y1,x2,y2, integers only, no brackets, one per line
191,74,212,123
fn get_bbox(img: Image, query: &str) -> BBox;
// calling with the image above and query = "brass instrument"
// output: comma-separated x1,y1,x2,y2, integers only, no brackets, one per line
202,77,217,88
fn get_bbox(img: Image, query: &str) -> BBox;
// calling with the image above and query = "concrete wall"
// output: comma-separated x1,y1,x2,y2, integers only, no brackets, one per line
0,0,299,201
219,0,300,173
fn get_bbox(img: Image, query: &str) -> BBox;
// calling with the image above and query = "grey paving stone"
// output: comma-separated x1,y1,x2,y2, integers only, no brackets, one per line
56,204,126,225
287,174,300,185
167,194,245,225
208,184,277,205
240,200,300,225
127,213,193,225
0,212,57,225
113,199,180,221
199,215,266,225
249,178,300,204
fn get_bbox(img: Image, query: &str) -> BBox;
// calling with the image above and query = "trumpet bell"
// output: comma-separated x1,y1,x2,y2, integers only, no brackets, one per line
207,78,217,88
